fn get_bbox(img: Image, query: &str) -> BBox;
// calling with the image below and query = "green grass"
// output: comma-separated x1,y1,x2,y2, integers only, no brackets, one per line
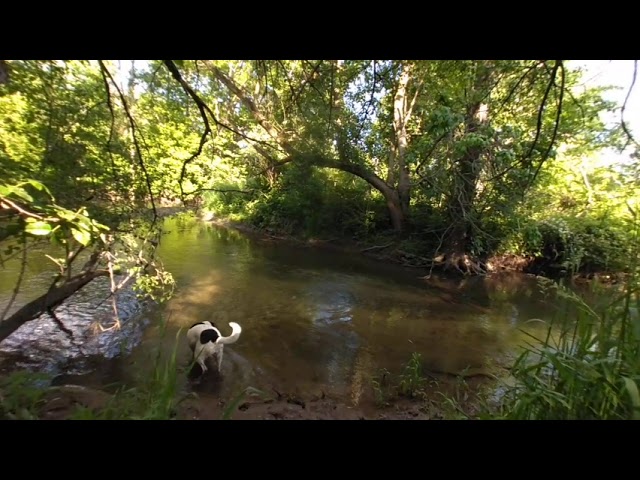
0,370,51,420
220,386,270,420
70,322,190,420
491,279,640,420
489,205,640,420
398,352,426,398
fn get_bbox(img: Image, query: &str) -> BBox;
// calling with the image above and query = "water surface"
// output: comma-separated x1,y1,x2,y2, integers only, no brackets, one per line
0,214,600,407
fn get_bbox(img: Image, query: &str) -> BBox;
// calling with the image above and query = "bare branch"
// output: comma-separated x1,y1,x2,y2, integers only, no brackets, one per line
98,61,157,221
162,60,213,201
0,197,46,220
98,65,119,182
47,307,75,340
486,61,563,183
621,60,639,149
525,61,566,191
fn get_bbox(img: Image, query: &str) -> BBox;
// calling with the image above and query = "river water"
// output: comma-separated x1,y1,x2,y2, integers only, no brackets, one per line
0,213,601,410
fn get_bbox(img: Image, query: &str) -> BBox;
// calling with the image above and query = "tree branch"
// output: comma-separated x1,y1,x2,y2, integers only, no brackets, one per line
98,61,157,221
98,64,119,183
621,60,639,149
163,61,283,193
0,60,9,84
204,61,291,151
485,61,563,184
188,187,256,196
525,60,565,191
162,60,213,201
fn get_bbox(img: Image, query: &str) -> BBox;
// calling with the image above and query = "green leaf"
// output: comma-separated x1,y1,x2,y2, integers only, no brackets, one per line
24,221,52,236
24,179,53,197
7,186,33,202
58,210,79,222
71,228,92,246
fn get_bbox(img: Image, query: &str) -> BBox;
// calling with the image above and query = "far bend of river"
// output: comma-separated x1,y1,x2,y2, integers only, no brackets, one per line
0,213,608,407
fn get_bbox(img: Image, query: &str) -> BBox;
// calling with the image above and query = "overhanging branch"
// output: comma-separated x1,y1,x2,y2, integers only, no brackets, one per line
621,60,639,150
98,61,157,221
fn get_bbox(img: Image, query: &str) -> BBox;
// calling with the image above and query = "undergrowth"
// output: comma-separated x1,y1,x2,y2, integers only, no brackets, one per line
486,204,640,420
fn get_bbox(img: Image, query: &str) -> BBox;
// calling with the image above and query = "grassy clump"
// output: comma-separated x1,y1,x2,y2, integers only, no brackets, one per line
491,205,640,420
492,278,640,420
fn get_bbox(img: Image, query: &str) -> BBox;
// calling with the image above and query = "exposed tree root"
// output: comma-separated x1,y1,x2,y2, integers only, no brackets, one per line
432,252,488,276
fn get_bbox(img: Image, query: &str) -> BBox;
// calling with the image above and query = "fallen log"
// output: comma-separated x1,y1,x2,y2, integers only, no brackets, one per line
0,269,110,343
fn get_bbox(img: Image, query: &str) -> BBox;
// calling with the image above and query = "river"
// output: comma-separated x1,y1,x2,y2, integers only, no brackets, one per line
0,212,602,415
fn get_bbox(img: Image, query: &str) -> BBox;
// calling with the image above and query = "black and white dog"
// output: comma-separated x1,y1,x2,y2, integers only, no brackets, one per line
187,321,242,378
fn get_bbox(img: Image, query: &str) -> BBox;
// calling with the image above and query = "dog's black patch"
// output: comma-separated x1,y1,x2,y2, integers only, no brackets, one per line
190,321,206,329
200,329,219,344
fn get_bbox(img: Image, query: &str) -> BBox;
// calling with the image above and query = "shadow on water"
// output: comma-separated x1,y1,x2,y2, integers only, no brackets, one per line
0,213,610,407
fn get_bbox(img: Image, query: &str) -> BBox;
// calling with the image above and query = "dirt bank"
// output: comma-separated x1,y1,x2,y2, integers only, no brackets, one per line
23,376,493,420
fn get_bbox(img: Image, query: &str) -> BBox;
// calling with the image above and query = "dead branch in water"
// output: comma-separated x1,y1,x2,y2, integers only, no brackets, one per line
360,242,394,253
0,269,110,343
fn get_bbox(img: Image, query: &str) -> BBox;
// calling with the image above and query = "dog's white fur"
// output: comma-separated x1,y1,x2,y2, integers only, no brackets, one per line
187,321,242,375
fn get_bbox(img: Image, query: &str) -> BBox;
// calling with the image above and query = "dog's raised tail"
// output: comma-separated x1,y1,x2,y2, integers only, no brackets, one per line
216,322,242,345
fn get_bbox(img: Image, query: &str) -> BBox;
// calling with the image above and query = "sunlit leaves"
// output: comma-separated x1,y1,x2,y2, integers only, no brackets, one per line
1,179,110,247
23,220,52,236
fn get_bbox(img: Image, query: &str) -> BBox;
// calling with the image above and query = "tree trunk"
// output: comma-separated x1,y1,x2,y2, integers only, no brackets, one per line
389,62,421,223
441,61,493,273
394,64,411,218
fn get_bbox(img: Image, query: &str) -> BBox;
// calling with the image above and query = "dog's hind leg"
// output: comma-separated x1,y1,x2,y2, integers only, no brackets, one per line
217,349,224,373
